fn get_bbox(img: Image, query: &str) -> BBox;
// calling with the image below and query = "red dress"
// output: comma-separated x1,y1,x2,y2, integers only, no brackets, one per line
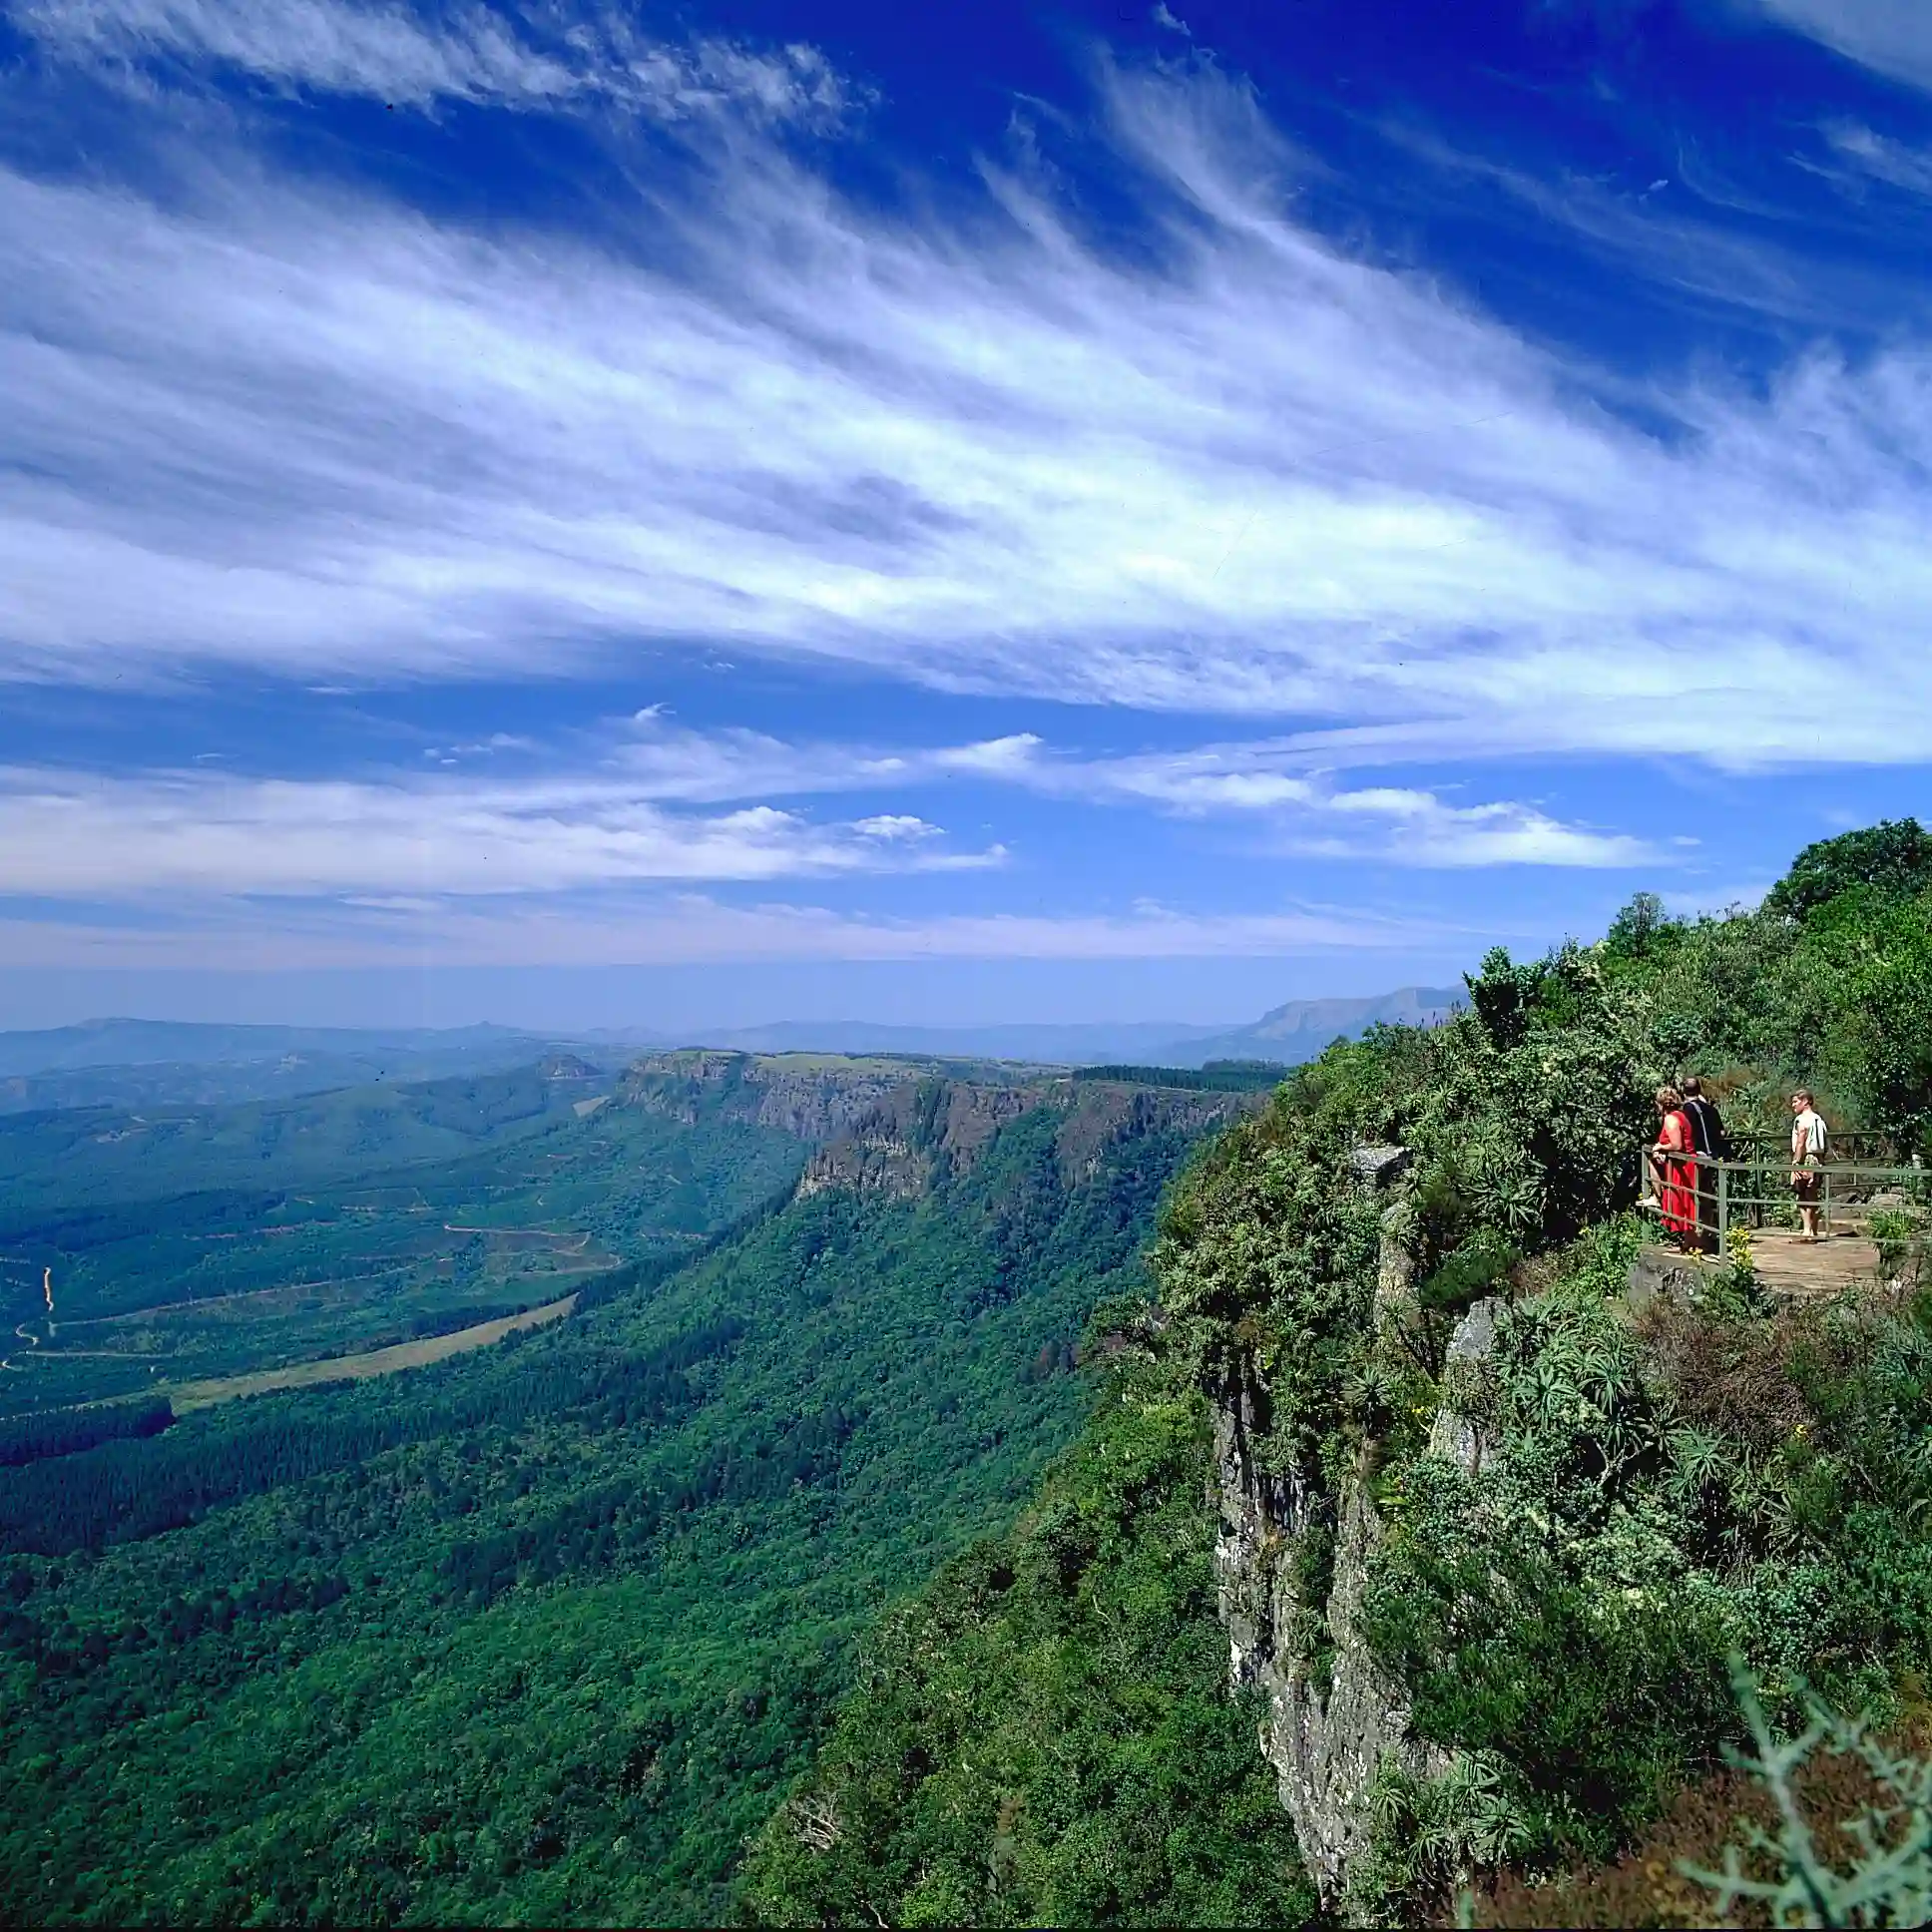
1657,1109,1697,1239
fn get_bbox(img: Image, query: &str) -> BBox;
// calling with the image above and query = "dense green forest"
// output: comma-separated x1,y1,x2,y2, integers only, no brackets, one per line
1071,1060,1287,1092
0,1079,1234,1923
751,821,1932,1926
738,1349,1317,1927
0,1065,807,1411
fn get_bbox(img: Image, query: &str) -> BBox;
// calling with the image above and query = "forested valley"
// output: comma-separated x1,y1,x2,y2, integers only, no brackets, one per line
0,1058,1241,1923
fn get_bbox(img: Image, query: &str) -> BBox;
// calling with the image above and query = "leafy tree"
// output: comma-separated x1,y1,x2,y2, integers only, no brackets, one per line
1802,887,1932,1152
1765,817,1932,923
1603,890,1686,966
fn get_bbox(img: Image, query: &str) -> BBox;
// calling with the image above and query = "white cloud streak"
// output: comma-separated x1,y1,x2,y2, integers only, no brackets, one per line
0,721,1644,909
13,0,862,127
1744,0,1932,91
0,766,998,898
3,27,1932,772
0,893,1452,970
1821,120,1932,194
962,736,1653,866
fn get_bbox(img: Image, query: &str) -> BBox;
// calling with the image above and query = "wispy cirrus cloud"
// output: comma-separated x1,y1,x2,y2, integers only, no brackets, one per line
1741,0,1932,92
585,716,1657,868
604,716,940,805
1819,119,1932,194
0,719,1648,912
959,735,1653,865
11,0,863,127
5,28,1932,773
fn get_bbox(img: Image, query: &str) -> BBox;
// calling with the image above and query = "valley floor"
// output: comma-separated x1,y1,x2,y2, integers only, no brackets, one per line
165,1291,582,1410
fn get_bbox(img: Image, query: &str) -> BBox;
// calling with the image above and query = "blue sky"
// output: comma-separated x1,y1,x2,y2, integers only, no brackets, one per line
2,0,1930,1032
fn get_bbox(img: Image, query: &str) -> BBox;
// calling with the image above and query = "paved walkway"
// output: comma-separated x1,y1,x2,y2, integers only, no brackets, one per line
1747,1227,1884,1302
1632,1227,1885,1312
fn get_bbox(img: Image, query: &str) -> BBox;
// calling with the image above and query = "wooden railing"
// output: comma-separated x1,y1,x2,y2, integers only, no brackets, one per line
1725,1129,1897,1161
1635,1150,1928,1242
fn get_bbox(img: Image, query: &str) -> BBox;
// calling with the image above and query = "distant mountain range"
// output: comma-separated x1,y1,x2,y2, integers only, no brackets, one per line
662,994,1464,1067
0,987,1467,1112
0,1018,536,1077
655,1019,1232,1064
1160,985,1464,1068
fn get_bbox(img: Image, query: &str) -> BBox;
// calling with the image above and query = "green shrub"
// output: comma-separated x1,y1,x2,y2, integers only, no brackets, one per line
1868,1208,1922,1280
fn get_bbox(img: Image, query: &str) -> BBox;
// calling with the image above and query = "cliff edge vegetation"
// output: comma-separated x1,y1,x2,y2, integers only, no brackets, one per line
745,820,1932,1926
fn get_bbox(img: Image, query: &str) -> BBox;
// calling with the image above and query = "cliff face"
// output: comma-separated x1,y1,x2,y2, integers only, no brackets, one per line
795,1079,1039,1198
622,1053,1262,1203
1210,1151,1496,1917
618,1051,922,1141
800,1078,1258,1200
1051,1082,1245,1184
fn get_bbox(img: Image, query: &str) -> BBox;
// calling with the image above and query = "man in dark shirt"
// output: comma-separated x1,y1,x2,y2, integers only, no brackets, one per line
1681,1076,1729,1246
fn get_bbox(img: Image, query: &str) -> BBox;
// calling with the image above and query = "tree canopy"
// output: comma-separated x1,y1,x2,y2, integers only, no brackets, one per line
1764,817,1932,923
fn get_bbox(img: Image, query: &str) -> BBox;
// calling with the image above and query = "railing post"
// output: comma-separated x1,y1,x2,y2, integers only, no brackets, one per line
1717,1161,1728,1246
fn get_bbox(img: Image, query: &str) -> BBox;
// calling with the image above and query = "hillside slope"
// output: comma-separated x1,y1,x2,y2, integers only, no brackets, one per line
746,824,1932,1926
0,1065,586,1216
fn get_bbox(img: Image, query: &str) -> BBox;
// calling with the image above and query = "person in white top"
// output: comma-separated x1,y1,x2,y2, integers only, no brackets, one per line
1789,1089,1829,1241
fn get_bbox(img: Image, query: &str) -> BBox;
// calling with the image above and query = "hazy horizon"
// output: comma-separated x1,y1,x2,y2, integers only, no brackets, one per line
0,958,1472,1039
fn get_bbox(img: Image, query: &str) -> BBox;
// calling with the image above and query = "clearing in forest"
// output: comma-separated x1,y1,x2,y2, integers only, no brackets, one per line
165,1292,579,1410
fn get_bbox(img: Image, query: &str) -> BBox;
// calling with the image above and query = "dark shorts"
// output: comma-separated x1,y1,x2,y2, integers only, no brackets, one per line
1792,1169,1821,1202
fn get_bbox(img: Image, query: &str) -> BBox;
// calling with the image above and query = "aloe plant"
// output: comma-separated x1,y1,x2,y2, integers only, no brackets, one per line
1683,1658,1931,1928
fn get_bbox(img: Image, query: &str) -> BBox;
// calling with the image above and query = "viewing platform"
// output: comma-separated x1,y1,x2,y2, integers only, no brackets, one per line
1633,1146,1921,1306
1633,1227,1884,1308
1745,1226,1887,1301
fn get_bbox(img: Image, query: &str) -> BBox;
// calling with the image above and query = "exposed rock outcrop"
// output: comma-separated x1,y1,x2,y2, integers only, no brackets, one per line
1053,1082,1248,1185
1211,1147,1477,1918
1624,1244,1708,1313
795,1081,1039,1199
538,1053,601,1080
619,1050,918,1140
800,1079,1257,1200
1427,1296,1502,1476
791,1082,1043,1198
794,1134,929,1200
1214,1370,1423,1914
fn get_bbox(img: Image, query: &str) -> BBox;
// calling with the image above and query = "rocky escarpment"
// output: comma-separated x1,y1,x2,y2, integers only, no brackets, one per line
796,1079,1039,1198
618,1050,929,1141
1211,1147,1498,1919
1052,1081,1245,1184
800,1077,1261,1201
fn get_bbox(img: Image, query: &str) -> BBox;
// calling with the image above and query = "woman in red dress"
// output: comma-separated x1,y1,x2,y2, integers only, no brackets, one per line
1649,1086,1698,1249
